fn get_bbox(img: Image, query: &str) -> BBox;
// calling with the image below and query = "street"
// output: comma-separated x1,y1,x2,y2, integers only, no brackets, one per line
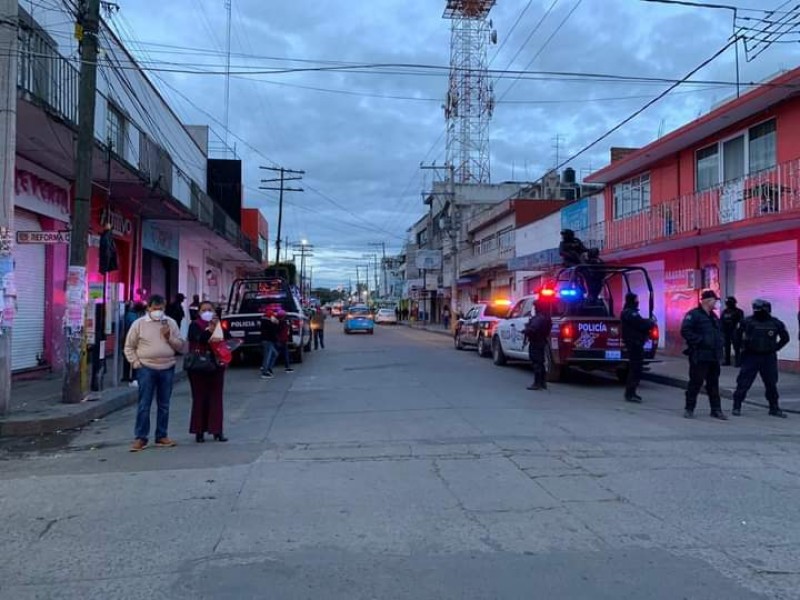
2,325,800,600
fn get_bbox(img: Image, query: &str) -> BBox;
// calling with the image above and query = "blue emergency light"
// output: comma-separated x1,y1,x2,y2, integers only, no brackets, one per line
557,288,582,299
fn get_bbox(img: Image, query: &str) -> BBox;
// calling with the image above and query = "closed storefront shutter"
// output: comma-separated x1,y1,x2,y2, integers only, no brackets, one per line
725,248,798,361
632,261,666,348
12,209,46,371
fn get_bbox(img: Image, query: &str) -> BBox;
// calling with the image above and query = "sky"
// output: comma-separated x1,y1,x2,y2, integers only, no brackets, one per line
99,0,800,287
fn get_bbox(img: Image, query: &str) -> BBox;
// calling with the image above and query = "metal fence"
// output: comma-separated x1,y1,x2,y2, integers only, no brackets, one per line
607,159,800,251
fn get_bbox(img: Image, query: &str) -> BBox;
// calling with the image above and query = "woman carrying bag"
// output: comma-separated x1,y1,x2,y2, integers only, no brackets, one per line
186,301,231,443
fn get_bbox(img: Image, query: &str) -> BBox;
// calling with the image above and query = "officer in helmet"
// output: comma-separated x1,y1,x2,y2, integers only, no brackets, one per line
559,229,588,267
721,296,744,366
732,298,790,418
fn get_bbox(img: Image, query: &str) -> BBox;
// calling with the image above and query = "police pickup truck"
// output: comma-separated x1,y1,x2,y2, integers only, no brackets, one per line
491,265,659,382
220,277,311,363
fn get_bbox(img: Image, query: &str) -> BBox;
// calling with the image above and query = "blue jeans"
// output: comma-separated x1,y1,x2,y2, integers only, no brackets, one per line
261,341,278,373
135,366,175,442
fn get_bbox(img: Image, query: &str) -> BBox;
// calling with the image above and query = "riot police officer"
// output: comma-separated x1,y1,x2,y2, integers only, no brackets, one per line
621,292,653,403
523,298,553,391
721,296,744,366
680,290,727,420
732,299,790,418
559,229,588,267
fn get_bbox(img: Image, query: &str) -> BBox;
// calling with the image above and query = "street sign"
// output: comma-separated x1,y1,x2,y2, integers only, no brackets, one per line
16,230,71,244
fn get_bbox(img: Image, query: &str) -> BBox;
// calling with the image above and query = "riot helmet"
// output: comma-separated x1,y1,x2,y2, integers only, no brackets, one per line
752,298,771,314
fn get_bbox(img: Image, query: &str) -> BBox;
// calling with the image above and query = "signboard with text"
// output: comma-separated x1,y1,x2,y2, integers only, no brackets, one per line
16,230,70,244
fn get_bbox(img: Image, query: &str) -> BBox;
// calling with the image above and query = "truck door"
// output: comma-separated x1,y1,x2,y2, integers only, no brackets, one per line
507,298,534,355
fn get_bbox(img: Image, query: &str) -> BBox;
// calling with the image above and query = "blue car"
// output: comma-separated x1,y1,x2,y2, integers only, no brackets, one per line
344,306,374,334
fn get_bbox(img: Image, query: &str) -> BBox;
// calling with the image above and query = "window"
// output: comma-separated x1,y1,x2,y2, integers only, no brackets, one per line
695,119,777,189
613,174,651,218
107,104,126,156
417,228,429,246
749,120,776,173
696,145,719,191
508,299,527,319
480,234,496,254
497,227,514,250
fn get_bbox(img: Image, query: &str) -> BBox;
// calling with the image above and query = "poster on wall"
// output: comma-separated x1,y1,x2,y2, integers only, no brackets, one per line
66,266,87,331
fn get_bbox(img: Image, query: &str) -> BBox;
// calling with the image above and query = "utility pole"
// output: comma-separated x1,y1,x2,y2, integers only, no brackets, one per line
292,241,313,302
368,242,387,298
0,0,18,414
259,166,304,265
363,253,379,299
64,0,102,403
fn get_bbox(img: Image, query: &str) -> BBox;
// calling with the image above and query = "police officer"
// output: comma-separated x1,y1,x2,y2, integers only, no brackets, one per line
680,290,727,420
523,298,553,391
621,292,653,403
721,296,744,366
732,299,790,418
559,229,588,267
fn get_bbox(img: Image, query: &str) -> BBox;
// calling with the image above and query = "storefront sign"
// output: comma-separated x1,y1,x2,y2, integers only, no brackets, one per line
415,250,442,270
15,170,70,221
100,208,134,240
142,220,180,260
16,230,70,244
508,247,560,271
561,198,589,233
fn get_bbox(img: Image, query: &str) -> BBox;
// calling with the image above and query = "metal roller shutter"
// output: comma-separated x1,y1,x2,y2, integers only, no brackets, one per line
725,251,798,361
12,210,45,371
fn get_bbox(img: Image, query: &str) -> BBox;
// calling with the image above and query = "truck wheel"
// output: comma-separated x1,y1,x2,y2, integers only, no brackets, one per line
492,337,507,366
454,332,464,350
545,347,564,383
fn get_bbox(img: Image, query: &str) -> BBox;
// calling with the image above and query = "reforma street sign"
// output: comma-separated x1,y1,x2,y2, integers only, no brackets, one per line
16,230,70,244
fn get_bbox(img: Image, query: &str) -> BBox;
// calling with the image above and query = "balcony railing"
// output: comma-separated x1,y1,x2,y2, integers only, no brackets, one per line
607,158,800,252
190,185,262,264
460,244,514,274
17,44,79,124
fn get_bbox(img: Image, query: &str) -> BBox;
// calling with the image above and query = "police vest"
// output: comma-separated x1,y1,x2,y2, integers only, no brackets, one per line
745,320,780,354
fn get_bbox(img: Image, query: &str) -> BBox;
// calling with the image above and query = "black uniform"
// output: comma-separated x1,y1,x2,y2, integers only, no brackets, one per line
621,301,653,401
732,312,789,415
523,311,553,390
721,302,744,366
680,306,724,415
559,230,588,267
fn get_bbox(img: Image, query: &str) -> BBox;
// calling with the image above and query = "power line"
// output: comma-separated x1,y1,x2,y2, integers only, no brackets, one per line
488,0,535,66
493,0,559,85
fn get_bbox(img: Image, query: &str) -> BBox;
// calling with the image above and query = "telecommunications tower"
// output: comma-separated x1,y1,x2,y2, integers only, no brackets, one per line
442,0,497,184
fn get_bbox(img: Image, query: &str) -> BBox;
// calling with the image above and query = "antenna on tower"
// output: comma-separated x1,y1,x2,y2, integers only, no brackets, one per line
442,0,496,185
224,0,232,157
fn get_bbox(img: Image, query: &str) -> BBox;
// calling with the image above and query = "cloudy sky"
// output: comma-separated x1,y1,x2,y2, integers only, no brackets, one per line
107,0,798,287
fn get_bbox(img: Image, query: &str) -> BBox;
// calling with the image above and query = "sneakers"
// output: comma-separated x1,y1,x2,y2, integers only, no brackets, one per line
526,384,541,391
710,410,728,421
285,367,294,373
769,409,788,419
154,437,177,448
625,394,643,404
129,380,139,388
130,439,147,452
732,408,742,416
260,372,274,380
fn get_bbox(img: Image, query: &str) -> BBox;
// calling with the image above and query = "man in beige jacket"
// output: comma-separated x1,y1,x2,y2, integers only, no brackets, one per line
124,294,186,452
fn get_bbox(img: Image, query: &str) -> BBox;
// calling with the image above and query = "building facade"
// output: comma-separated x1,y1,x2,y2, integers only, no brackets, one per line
586,67,800,363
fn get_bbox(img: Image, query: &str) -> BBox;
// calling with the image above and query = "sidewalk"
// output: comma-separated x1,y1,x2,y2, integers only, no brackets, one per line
1,372,185,437
403,321,452,337
642,355,800,414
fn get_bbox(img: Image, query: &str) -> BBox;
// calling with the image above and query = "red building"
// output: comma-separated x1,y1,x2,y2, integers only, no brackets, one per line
586,67,800,367
241,208,269,266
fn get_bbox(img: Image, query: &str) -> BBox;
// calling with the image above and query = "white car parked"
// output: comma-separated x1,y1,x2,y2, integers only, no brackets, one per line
374,308,398,324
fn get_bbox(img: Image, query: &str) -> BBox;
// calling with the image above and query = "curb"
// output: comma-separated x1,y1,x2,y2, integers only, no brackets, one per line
641,371,800,415
402,323,452,338
0,371,188,438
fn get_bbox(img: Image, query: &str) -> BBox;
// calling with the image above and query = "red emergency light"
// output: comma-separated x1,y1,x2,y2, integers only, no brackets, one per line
539,288,556,297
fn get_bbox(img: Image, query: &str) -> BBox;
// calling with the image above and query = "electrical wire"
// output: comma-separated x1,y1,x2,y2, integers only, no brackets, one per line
488,0,535,67
493,0,559,86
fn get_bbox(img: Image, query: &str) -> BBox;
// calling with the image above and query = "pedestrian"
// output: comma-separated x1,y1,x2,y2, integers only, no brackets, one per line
523,298,552,391
395,306,401,322
721,296,744,366
680,290,727,420
122,301,146,385
311,308,326,349
260,310,280,379
166,293,186,328
732,299,790,418
187,301,230,442
442,304,451,331
188,294,201,322
276,310,294,373
620,292,654,403
124,294,186,451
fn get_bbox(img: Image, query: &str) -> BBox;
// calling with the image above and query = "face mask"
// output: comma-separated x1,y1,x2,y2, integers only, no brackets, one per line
200,311,215,321
149,310,164,321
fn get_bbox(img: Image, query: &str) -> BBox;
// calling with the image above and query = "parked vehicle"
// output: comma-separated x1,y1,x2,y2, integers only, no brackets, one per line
375,308,398,324
220,277,311,363
454,299,512,357
344,305,374,334
492,265,659,382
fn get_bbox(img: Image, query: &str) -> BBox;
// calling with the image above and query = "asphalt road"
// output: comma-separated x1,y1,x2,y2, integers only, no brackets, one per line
2,324,799,599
